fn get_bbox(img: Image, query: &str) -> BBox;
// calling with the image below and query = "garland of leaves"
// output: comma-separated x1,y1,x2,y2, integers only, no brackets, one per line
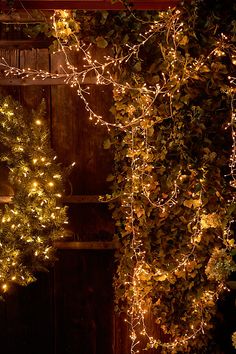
67,1,235,351
108,2,236,352
0,96,67,292
1,0,236,351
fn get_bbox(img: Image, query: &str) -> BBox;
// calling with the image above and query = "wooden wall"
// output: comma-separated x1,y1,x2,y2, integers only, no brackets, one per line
0,42,120,354
0,34,162,352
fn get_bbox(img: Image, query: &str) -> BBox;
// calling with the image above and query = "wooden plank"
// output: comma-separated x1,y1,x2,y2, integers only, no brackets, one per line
19,48,51,110
50,47,112,85
51,84,114,195
0,1,180,10
55,241,118,249
0,48,18,68
0,40,51,49
0,195,109,203
68,203,114,242
0,11,52,23
0,75,97,85
0,47,110,85
54,250,114,354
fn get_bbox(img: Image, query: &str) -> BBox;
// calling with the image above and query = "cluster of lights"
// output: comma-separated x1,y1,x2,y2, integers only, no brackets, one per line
0,98,68,292
0,9,209,131
227,77,236,188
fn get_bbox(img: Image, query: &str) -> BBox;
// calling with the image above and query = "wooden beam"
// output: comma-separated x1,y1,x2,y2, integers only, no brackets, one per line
0,12,51,23
0,195,109,204
54,241,118,249
0,39,51,49
0,1,180,10
0,76,97,85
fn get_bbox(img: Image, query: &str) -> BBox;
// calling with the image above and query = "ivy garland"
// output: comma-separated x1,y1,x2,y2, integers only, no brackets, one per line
0,96,67,292
109,4,236,353
107,2,236,352
69,1,236,352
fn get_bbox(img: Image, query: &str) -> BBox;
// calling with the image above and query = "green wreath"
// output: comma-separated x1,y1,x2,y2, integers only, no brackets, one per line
0,96,67,292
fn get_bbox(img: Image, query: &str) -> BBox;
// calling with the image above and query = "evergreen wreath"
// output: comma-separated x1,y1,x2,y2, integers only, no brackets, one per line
0,96,67,292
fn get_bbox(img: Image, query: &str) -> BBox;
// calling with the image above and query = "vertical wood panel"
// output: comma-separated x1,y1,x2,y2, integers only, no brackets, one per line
68,204,114,241
20,49,51,110
0,46,117,354
0,273,53,354
51,83,114,195
54,250,114,354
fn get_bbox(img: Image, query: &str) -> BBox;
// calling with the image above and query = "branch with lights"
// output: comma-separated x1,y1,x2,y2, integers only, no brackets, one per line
0,96,68,293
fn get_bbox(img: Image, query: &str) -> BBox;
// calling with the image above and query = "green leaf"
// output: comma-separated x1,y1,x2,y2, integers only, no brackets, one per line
100,11,109,25
96,36,108,48
106,174,115,182
133,61,142,72
179,35,189,46
230,249,236,256
103,138,111,149
183,199,201,208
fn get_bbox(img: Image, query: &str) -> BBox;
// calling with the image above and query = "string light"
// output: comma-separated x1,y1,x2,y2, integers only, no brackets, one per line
0,97,68,292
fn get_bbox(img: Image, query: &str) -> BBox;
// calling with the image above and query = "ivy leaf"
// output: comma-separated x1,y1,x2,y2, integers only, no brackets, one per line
155,274,167,281
133,61,142,72
100,11,109,25
183,199,201,208
122,34,129,44
228,239,235,247
103,138,111,149
106,174,115,182
179,35,189,46
147,126,154,137
96,36,108,48
200,65,210,73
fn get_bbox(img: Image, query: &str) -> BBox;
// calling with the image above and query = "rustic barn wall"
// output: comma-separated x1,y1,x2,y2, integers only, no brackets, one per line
0,43,117,354
0,40,162,353
53,250,114,354
51,84,114,195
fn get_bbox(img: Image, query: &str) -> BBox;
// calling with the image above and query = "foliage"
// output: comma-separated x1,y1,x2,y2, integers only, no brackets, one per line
232,331,236,349
73,0,236,352
0,96,67,292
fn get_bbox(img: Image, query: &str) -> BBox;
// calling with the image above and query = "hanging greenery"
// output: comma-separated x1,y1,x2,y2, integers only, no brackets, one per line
0,96,68,292
108,1,236,352
70,1,236,352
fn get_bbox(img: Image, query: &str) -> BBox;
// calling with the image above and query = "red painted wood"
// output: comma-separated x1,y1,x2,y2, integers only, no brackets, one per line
0,0,180,10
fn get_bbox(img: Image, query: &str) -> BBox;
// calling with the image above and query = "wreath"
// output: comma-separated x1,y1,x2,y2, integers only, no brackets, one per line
0,96,67,292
